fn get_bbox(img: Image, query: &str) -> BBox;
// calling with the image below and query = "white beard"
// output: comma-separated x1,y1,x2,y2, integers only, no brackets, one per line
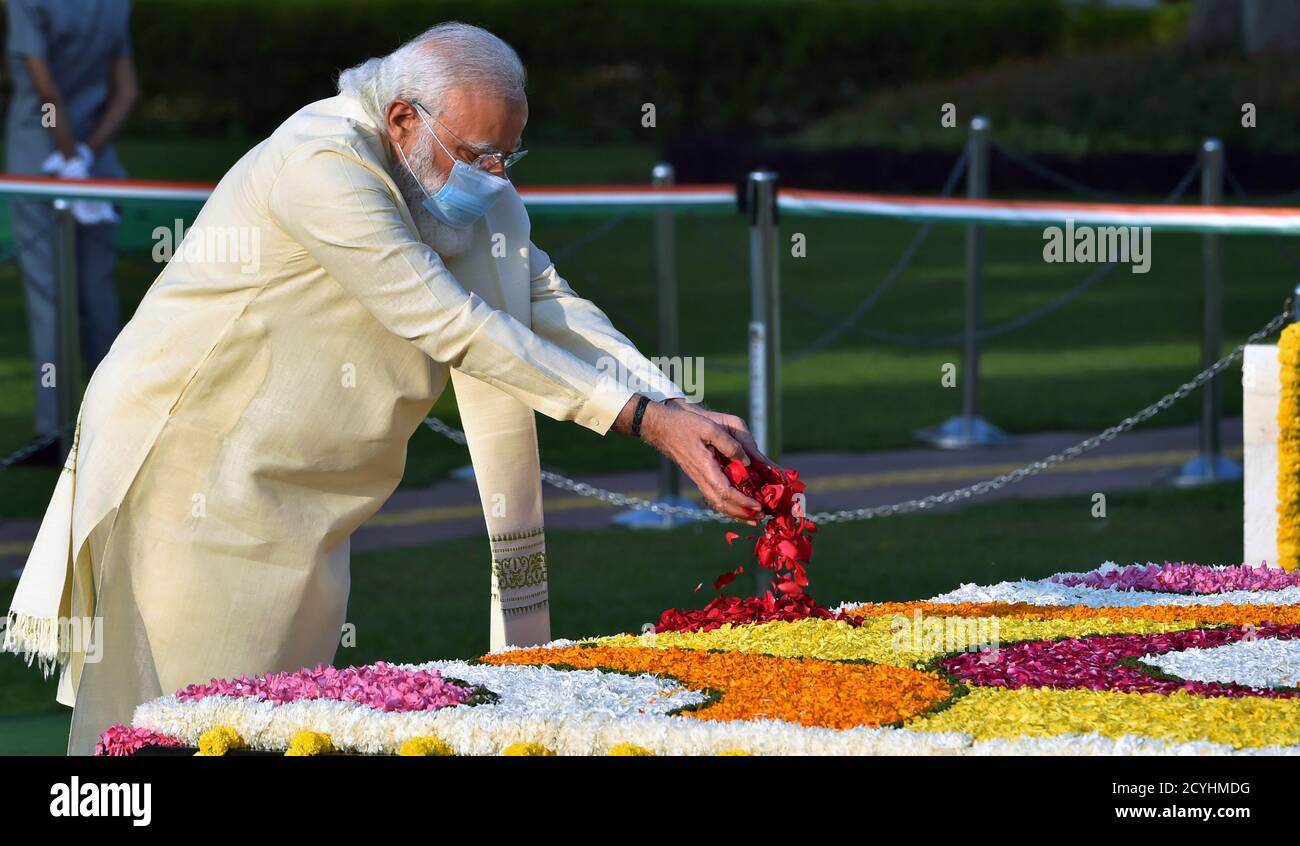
395,133,477,259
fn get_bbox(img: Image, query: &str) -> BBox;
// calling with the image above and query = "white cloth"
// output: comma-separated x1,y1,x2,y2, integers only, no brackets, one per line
40,145,119,224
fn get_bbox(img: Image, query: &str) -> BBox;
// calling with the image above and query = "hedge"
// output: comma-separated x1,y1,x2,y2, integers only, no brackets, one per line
795,45,1300,155
2,0,1070,142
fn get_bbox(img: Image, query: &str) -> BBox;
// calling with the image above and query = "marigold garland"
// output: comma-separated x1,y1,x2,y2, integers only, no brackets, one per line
1280,323,1300,572
502,743,555,756
196,726,245,756
399,736,455,756
608,742,654,756
285,730,334,756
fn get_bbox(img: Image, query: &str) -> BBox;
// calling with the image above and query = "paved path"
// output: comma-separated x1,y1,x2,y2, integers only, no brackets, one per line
0,418,1243,573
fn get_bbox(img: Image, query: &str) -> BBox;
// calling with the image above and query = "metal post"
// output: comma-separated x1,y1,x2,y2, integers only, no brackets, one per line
747,171,780,594
53,200,80,461
917,116,1010,449
747,171,781,462
962,119,988,426
1174,139,1241,486
653,163,682,503
612,163,694,528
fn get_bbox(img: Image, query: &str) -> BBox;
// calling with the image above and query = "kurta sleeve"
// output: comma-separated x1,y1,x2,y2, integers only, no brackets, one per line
267,142,634,434
528,241,686,403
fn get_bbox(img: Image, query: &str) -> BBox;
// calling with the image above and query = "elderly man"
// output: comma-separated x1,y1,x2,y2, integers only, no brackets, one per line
2,22,763,755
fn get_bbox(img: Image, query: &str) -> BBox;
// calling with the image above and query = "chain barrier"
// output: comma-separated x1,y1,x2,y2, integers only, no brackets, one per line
796,259,1118,348
542,209,662,339
786,157,1200,349
0,426,71,470
423,299,1289,524
699,143,968,372
422,416,725,520
547,210,632,261
991,141,1200,204
710,149,1199,361
782,143,970,363
1219,166,1300,206
811,304,1289,522
1223,165,1300,276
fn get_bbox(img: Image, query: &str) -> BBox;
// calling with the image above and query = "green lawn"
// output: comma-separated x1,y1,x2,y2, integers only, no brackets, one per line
796,46,1300,156
0,481,1245,753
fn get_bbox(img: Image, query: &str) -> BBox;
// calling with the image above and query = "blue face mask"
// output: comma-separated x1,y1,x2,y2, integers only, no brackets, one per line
395,106,511,229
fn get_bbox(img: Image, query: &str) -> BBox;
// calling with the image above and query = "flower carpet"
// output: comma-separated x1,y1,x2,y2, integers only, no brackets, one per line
98,562,1300,756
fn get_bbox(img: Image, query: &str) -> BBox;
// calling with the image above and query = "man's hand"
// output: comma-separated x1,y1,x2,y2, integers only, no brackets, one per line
664,398,772,467
614,395,762,524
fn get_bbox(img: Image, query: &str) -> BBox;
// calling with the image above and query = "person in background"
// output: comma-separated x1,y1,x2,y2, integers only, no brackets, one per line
4,0,139,465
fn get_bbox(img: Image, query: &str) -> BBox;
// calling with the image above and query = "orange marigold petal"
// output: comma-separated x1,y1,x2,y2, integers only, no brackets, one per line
483,645,951,729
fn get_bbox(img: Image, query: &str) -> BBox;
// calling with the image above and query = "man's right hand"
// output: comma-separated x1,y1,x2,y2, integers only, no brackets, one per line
615,395,762,524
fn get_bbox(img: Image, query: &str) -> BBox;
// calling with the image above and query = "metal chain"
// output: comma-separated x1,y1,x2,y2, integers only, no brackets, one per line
0,428,67,470
423,300,1290,525
697,145,969,372
794,157,1201,349
548,211,632,261
813,303,1291,523
782,143,970,363
1223,165,1300,275
1220,164,1300,205
421,416,728,521
992,141,1200,204
793,259,1120,348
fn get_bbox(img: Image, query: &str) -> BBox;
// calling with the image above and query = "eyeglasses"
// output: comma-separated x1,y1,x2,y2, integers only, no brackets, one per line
411,101,528,173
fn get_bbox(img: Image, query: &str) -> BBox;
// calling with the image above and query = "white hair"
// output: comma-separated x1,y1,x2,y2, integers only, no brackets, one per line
337,22,526,123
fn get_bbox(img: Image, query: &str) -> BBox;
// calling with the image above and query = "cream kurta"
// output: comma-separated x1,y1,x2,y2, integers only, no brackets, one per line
3,93,683,754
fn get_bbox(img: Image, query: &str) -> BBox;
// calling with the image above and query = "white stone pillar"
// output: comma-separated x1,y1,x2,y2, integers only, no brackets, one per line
1244,344,1280,567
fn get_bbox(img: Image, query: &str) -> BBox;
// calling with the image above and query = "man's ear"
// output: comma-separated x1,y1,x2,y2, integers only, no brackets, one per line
385,100,421,151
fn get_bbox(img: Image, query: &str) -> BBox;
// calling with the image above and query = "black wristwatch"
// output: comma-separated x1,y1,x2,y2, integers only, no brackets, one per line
630,394,652,439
